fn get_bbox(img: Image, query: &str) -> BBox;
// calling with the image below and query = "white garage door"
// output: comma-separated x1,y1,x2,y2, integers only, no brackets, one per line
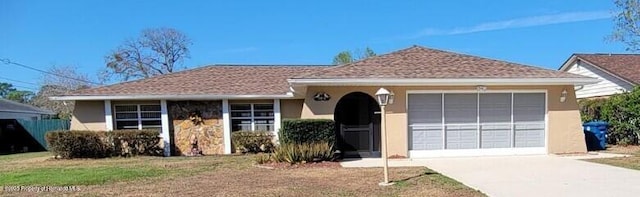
408,92,546,157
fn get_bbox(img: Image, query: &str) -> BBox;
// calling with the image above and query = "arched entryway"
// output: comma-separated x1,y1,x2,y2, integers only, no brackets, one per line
334,92,381,158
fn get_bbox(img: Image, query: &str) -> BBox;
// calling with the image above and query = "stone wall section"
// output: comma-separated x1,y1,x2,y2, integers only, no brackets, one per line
168,101,224,155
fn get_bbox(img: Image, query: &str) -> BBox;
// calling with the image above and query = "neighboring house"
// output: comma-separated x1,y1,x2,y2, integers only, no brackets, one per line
559,54,640,99
51,46,598,158
0,99,57,153
0,98,56,120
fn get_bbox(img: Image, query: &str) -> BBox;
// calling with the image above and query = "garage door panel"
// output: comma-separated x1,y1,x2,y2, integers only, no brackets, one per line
408,94,443,150
444,94,477,124
514,123,545,147
481,124,511,148
408,94,442,124
410,125,442,150
445,124,478,149
479,93,512,149
513,93,545,148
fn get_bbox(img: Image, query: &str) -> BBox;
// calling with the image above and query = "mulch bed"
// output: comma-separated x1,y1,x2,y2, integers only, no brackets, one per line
255,161,341,169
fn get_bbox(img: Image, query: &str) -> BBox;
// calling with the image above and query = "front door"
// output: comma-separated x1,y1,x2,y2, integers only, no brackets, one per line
334,92,381,158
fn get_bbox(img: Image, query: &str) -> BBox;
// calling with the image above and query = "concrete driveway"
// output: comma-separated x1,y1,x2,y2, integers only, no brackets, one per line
341,154,640,197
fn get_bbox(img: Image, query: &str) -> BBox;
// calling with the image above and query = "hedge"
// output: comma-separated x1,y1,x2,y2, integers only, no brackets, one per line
231,131,274,153
45,130,162,159
279,119,335,145
579,87,640,145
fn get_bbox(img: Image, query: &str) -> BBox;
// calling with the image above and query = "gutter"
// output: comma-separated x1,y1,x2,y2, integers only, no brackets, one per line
50,94,296,101
287,78,601,86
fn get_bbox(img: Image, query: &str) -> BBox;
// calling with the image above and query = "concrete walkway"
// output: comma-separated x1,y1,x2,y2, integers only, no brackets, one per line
341,153,640,197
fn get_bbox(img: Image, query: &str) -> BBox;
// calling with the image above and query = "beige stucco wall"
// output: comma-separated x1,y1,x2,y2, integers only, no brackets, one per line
70,100,106,131
300,85,587,157
547,85,587,154
281,99,304,119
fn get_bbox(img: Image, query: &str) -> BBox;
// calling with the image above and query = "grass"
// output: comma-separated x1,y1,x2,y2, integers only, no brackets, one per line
0,152,484,197
0,166,165,186
586,145,640,170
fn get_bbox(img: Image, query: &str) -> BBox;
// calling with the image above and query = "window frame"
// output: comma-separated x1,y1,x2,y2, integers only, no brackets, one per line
113,104,162,130
230,103,274,132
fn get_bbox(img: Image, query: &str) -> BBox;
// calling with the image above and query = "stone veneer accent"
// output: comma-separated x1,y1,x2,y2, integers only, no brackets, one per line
168,101,224,155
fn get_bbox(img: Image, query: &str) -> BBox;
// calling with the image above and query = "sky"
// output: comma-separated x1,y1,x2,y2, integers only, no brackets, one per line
0,0,629,91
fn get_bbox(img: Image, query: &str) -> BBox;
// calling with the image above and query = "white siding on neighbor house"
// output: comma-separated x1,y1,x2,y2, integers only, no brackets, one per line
566,61,634,98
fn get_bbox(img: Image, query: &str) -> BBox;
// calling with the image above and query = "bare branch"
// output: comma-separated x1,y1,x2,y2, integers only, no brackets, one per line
104,27,192,81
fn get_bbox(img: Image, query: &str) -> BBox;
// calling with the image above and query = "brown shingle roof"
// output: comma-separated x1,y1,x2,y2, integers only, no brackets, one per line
70,65,330,96
574,54,640,85
294,46,588,79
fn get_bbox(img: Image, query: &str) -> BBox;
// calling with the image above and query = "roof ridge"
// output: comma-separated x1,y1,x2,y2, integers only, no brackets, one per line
0,98,54,114
575,53,640,56
292,45,426,78
75,64,221,93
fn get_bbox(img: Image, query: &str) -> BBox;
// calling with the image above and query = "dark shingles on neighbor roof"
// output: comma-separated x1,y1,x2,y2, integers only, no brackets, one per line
574,54,640,85
69,65,331,96
0,98,55,114
294,45,590,79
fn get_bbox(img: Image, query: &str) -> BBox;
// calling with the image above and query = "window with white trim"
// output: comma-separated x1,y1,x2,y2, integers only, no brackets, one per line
230,103,274,132
114,104,162,130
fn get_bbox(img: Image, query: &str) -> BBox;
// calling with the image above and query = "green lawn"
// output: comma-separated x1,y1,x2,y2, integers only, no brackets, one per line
586,145,640,170
0,152,484,197
0,151,253,186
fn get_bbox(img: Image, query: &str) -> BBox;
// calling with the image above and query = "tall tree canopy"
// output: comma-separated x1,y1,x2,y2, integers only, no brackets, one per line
104,27,192,81
0,82,34,103
31,65,92,119
332,47,377,65
611,0,640,51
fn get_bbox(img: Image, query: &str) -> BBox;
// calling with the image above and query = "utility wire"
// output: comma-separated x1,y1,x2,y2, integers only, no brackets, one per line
0,58,101,85
10,84,38,92
0,76,40,86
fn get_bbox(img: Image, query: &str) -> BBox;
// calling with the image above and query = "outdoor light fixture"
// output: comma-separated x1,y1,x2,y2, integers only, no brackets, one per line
560,89,568,103
375,88,394,106
313,92,331,101
476,85,487,92
375,87,394,186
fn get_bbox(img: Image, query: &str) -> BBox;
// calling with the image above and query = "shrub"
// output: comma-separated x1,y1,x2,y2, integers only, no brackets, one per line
578,87,640,145
254,153,271,164
231,131,274,153
107,130,163,156
578,98,607,122
46,130,163,159
600,87,640,145
271,142,334,164
279,119,335,145
46,130,112,158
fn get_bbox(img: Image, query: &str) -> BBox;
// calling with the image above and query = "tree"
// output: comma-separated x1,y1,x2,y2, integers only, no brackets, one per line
6,90,34,103
0,82,34,103
0,82,16,98
31,65,92,119
611,0,640,51
332,47,376,65
103,27,192,81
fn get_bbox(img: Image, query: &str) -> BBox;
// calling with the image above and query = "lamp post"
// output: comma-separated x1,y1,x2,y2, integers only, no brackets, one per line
375,87,394,186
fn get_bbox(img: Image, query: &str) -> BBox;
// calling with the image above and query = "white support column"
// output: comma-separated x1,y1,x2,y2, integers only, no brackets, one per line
160,100,171,157
273,99,282,142
222,99,232,154
104,100,113,131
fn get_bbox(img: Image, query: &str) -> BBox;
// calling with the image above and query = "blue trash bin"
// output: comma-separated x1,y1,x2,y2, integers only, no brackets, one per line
583,121,608,151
